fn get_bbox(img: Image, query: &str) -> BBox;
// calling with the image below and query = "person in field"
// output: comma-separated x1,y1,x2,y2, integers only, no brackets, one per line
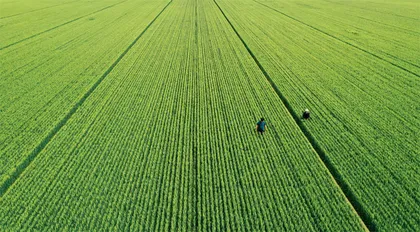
256,118,266,135
302,109,310,120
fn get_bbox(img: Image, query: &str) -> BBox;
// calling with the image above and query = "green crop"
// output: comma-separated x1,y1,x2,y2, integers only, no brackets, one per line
0,0,418,230
216,0,420,230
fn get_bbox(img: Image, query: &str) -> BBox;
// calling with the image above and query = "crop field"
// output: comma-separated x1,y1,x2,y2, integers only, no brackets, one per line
0,0,419,231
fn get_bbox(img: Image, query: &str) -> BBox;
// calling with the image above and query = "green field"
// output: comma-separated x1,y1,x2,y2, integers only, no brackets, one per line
0,0,419,230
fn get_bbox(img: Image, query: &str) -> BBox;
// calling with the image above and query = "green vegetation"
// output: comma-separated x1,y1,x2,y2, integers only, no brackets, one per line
216,0,420,230
0,0,169,187
0,0,418,230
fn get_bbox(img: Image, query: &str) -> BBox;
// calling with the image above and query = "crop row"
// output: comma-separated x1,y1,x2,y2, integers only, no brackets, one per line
216,0,420,230
0,0,127,48
0,0,78,19
251,0,420,75
0,0,170,192
0,0,365,230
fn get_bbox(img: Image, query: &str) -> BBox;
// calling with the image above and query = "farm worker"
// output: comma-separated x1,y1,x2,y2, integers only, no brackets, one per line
256,118,266,135
302,109,310,120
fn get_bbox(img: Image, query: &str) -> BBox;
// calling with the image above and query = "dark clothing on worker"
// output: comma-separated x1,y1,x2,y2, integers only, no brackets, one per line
302,111,310,119
256,121,266,133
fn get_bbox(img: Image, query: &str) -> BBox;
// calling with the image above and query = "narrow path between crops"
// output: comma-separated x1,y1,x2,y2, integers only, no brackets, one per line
0,0,129,51
251,0,420,79
213,0,376,231
0,0,173,198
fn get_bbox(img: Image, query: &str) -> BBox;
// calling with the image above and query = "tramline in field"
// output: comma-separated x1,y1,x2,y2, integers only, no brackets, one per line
0,0,419,230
